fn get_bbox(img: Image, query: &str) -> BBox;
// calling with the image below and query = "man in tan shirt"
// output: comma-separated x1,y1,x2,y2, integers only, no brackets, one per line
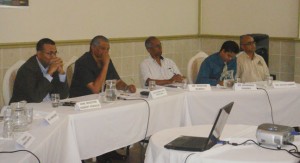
237,35,270,83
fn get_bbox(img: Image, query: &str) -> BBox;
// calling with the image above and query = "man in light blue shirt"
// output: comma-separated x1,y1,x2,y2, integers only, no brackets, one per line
195,40,239,86
10,38,69,103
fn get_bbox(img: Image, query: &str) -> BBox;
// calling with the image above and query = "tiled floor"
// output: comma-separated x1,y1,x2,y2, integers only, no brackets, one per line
84,143,147,163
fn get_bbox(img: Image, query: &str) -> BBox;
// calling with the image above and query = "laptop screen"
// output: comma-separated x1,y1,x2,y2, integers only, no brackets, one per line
206,102,233,149
164,101,234,151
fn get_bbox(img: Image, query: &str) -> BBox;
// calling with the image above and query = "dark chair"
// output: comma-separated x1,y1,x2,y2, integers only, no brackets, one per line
240,34,276,80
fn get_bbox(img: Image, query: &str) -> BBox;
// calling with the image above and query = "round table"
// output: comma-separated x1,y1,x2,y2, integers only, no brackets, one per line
144,125,300,163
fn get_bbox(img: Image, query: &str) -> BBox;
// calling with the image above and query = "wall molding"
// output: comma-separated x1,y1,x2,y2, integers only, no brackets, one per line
1,34,298,49
0,35,199,49
199,34,297,41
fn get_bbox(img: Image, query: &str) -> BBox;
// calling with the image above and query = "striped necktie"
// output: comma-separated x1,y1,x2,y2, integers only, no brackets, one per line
220,63,228,81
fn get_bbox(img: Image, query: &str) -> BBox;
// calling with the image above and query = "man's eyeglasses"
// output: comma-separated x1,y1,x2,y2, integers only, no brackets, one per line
150,44,162,49
95,45,110,51
242,41,256,46
43,51,58,56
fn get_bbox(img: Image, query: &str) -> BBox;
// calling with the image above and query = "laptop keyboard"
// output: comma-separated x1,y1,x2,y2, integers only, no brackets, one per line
171,136,207,148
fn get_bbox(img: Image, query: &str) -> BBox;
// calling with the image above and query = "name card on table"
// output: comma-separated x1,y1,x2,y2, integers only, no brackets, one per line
16,132,35,149
75,99,101,111
273,82,297,89
44,111,59,125
149,88,168,99
234,83,257,91
188,84,211,91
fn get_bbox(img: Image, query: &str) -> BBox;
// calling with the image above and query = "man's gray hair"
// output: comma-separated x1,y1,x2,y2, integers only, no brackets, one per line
90,35,109,47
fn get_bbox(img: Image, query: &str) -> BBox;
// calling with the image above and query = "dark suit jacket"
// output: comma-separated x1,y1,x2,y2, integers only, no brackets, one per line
9,55,69,103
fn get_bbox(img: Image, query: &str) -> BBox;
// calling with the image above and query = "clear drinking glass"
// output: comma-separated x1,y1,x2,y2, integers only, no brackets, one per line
51,94,60,107
3,118,14,138
3,106,12,121
181,78,188,89
148,81,156,91
25,107,33,124
267,76,273,86
105,80,117,102
11,101,28,132
223,70,234,88
235,77,241,84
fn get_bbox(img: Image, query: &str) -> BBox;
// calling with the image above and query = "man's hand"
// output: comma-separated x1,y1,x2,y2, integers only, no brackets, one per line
170,74,184,83
48,57,65,76
100,52,110,66
127,84,136,93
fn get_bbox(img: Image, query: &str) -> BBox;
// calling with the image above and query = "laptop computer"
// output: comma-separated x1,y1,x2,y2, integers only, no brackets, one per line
164,102,234,152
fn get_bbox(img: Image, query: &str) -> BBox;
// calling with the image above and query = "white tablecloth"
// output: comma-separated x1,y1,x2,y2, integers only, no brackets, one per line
2,84,299,162
145,125,300,163
30,90,188,159
185,85,300,126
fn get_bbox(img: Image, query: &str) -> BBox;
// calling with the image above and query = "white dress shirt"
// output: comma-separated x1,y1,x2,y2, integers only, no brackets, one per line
36,57,66,101
236,51,270,83
140,56,181,86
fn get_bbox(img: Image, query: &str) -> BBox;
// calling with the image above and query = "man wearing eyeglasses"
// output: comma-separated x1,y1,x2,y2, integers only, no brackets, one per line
236,35,270,82
195,40,239,86
10,38,69,103
140,36,184,87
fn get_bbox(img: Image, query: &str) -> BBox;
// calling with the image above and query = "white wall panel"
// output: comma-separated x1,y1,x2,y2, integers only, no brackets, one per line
0,0,198,43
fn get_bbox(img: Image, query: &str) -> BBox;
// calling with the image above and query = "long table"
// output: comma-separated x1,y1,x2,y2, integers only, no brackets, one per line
186,86,300,126
28,90,188,160
1,84,300,162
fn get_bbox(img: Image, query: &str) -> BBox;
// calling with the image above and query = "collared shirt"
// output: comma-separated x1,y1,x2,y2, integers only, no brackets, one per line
36,57,66,101
236,51,270,83
195,52,236,86
69,52,120,97
140,56,181,86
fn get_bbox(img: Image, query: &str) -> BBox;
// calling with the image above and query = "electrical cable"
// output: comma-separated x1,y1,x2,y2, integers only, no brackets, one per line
257,88,274,124
0,149,40,163
117,97,151,143
285,142,299,152
184,153,195,163
225,139,300,158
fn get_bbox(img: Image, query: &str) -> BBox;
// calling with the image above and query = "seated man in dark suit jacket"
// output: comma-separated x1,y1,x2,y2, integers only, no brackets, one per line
10,38,69,103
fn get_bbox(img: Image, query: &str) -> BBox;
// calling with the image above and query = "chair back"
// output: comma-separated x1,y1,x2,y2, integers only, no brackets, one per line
63,56,78,87
187,51,208,84
3,60,25,105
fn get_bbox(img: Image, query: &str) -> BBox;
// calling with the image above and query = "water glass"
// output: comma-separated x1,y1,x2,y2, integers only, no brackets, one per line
99,92,106,103
235,77,241,84
3,106,12,120
148,81,156,91
267,76,273,86
3,118,13,139
25,107,33,124
11,101,28,132
224,79,234,88
105,80,117,102
181,78,188,89
51,94,60,107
